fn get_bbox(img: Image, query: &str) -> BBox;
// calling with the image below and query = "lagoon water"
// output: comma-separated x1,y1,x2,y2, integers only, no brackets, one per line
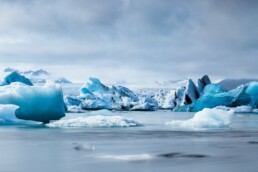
0,111,258,172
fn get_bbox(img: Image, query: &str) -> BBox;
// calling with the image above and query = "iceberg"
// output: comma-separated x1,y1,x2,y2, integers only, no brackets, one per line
130,96,158,111
67,105,85,113
0,83,66,123
166,108,234,129
3,68,71,84
153,75,211,110
0,71,33,86
197,75,211,93
245,82,258,107
0,104,20,124
46,115,143,128
174,80,258,112
182,79,200,105
80,99,111,110
67,77,158,111
234,105,253,113
0,104,39,125
153,90,176,109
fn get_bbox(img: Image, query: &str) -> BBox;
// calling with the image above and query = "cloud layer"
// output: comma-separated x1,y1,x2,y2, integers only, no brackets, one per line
0,0,258,82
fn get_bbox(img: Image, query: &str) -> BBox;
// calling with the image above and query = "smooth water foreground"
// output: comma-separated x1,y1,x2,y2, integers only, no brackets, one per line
0,111,258,172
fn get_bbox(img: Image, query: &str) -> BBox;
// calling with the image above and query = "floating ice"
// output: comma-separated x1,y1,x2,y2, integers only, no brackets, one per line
67,77,158,111
0,104,38,125
3,68,72,84
0,83,66,123
0,104,20,124
47,115,143,128
0,71,33,86
234,105,253,113
166,108,234,129
67,106,85,113
175,83,252,112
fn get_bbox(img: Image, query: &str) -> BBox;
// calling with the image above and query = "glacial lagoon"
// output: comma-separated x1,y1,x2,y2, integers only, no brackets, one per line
1,111,258,172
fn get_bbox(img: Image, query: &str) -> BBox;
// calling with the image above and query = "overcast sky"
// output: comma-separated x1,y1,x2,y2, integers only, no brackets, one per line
0,0,258,83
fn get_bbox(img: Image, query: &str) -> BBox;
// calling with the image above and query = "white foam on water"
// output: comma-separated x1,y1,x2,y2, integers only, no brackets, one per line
47,115,143,128
166,108,234,129
97,154,153,161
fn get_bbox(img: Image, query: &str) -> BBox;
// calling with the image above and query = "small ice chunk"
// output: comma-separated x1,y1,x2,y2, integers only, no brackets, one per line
234,105,253,113
166,108,234,129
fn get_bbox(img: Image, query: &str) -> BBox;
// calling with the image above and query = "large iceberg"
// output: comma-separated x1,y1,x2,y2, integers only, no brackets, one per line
65,77,158,111
152,75,211,109
174,81,258,112
0,83,66,123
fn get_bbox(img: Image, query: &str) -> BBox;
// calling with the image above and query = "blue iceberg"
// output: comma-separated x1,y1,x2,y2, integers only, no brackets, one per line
0,83,66,123
66,77,158,111
0,71,33,86
174,82,258,112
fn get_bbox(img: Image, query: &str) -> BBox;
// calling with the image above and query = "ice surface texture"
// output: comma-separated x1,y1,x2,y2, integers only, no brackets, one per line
0,71,33,86
175,82,258,112
0,83,66,123
65,77,157,111
47,115,143,128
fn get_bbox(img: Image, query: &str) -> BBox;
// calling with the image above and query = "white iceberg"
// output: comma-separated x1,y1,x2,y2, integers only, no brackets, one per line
67,105,85,113
166,108,234,129
46,115,143,128
67,77,158,111
234,105,253,113
153,90,176,109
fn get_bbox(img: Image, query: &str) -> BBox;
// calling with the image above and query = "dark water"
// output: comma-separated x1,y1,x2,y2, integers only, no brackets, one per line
0,111,258,172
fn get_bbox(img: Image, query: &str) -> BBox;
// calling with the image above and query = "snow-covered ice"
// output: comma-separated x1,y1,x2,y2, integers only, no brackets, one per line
47,115,143,128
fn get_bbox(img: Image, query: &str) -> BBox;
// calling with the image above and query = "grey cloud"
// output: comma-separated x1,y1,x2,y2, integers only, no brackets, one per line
0,0,258,82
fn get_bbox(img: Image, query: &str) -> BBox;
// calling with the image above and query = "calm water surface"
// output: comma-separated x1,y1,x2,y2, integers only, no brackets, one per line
0,111,258,172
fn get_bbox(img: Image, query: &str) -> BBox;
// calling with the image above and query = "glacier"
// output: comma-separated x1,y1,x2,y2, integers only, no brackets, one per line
166,108,234,129
0,82,66,123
